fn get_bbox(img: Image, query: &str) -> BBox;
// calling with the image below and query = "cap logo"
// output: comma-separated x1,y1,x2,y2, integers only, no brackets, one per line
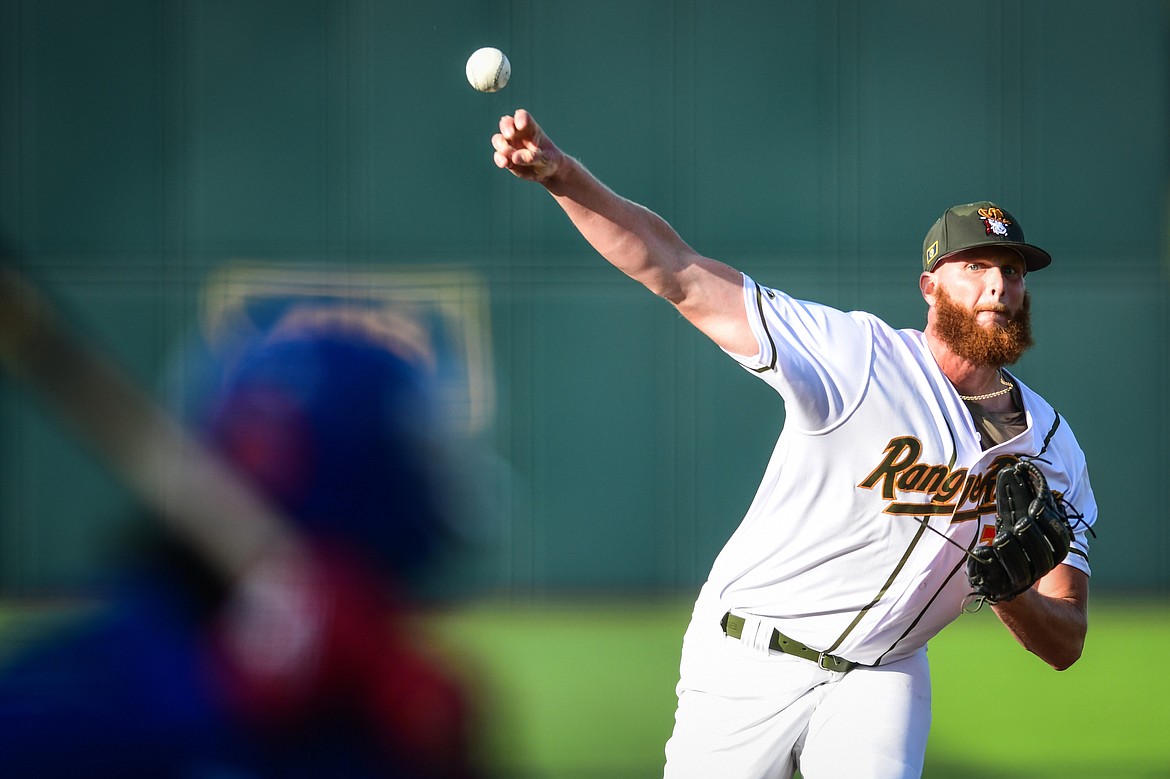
978,206,1011,237
926,241,939,264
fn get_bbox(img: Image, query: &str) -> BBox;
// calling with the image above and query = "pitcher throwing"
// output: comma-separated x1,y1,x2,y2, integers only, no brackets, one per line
491,109,1097,779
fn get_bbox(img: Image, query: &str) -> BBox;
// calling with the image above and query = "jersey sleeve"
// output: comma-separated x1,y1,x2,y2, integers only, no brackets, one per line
724,273,873,432
1054,435,1097,577
1028,402,1097,578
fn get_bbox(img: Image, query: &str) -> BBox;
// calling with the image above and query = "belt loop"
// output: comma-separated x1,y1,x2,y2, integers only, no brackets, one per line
721,612,745,640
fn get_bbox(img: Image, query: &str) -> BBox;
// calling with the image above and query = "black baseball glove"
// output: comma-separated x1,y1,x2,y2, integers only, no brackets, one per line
966,457,1073,603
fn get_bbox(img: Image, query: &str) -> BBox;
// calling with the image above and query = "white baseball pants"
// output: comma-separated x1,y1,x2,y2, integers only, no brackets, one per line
663,615,931,779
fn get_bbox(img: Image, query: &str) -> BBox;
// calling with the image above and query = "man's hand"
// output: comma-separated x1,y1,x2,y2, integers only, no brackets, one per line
966,457,1072,603
492,109,564,183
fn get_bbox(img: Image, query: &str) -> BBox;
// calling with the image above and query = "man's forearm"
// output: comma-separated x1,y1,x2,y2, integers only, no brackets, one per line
542,156,698,303
992,566,1088,671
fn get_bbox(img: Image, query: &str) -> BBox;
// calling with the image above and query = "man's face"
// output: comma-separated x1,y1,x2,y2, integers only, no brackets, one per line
926,248,1033,366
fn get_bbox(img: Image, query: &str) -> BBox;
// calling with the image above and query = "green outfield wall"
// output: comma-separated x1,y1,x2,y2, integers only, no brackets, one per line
1,0,1166,594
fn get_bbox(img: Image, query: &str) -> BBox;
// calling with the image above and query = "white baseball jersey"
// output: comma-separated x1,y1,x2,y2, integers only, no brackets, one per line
687,274,1097,667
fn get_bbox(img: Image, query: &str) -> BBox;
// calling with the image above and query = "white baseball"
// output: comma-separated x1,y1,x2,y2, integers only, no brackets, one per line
465,47,510,92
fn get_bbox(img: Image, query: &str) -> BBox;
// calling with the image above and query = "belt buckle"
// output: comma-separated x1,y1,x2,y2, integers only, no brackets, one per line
819,650,856,673
817,651,852,673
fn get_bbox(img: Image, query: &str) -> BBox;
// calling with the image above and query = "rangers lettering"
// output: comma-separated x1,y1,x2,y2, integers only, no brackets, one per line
858,437,922,500
858,438,1015,523
934,469,968,504
897,462,952,496
959,470,994,507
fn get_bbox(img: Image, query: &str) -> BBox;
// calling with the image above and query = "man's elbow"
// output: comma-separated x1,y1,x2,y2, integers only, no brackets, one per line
1047,646,1082,672
1040,630,1086,671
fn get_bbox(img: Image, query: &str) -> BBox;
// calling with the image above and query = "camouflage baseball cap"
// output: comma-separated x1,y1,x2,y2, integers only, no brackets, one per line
922,201,1051,272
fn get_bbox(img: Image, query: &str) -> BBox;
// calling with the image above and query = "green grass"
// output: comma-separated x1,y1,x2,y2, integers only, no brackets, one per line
426,599,684,778
925,599,1170,779
426,597,1170,779
3,597,1168,778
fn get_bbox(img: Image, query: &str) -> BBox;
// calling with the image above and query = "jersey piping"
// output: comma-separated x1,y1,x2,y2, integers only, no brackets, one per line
875,554,968,666
746,283,779,373
822,520,927,658
872,411,1074,665
705,275,1098,664
826,405,963,661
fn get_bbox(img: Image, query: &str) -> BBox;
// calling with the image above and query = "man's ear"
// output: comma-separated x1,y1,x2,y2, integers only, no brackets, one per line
919,272,936,305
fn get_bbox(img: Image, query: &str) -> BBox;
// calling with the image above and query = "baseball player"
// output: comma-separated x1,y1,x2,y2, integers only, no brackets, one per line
490,109,1096,779
0,306,482,778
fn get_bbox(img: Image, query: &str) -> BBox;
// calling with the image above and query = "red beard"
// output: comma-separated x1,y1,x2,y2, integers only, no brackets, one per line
932,286,1033,366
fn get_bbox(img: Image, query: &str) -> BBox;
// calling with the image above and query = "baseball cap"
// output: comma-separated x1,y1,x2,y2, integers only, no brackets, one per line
203,323,454,582
922,201,1052,272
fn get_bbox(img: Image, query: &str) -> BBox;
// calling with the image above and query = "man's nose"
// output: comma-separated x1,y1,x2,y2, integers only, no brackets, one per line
985,267,1005,298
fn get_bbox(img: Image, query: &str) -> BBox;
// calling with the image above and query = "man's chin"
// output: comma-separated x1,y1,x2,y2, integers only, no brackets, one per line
975,312,1010,329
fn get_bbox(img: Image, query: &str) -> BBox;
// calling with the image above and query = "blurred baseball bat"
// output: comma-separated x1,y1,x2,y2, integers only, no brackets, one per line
0,263,301,581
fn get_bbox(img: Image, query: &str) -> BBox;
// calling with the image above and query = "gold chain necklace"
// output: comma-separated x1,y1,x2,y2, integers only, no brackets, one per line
958,372,1014,402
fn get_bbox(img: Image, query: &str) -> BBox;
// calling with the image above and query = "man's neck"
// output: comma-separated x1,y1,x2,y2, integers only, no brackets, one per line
926,330,1013,409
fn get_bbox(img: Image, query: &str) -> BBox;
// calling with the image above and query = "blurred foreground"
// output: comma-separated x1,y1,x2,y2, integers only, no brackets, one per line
3,596,1166,778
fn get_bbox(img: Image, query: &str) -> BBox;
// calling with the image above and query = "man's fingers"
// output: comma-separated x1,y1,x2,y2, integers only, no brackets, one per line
498,113,518,142
491,132,522,170
493,147,540,174
513,148,540,166
493,109,554,180
501,109,541,145
491,128,523,171
514,108,532,135
493,127,542,167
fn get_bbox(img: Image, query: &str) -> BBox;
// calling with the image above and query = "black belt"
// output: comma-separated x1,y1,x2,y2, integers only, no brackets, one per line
720,612,857,673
